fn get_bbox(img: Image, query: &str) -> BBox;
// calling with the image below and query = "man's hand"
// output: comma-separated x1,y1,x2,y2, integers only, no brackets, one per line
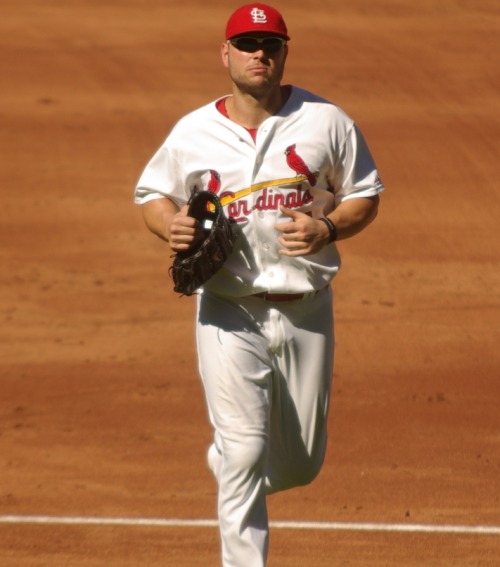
275,206,330,256
141,198,204,252
168,205,204,253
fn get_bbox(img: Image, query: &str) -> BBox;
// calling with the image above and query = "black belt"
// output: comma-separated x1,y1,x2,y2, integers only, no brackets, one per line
253,287,326,302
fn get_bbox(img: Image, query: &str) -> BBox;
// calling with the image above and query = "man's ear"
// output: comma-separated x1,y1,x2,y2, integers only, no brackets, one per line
221,41,229,68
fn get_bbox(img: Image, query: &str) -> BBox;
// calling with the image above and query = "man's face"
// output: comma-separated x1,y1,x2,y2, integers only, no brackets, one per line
221,33,288,97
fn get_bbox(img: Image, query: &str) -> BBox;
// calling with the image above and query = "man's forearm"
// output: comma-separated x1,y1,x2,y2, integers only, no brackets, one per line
328,195,380,241
141,198,180,242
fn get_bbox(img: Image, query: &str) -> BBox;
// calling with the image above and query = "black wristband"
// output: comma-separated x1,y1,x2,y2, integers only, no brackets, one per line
319,217,338,243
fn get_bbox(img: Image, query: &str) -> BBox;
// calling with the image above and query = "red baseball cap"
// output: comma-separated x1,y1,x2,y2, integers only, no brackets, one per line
225,4,290,40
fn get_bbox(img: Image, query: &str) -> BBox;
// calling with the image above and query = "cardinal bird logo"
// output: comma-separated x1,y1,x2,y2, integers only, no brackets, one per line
285,144,317,186
207,169,221,194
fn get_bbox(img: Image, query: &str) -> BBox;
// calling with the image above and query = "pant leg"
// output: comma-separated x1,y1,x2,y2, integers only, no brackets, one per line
264,287,334,493
197,292,273,567
196,288,334,565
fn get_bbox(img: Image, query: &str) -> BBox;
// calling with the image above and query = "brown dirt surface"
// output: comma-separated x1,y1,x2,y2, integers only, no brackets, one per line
1,1,499,565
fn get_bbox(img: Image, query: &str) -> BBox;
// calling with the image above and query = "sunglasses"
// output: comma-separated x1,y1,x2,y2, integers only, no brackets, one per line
229,36,287,53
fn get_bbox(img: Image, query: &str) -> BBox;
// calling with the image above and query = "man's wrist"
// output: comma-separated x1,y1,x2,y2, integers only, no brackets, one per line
319,217,338,243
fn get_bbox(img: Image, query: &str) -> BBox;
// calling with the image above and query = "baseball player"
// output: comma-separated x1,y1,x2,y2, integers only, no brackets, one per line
135,4,383,566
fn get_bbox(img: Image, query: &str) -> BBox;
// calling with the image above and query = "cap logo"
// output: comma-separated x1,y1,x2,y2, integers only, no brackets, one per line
250,7,267,24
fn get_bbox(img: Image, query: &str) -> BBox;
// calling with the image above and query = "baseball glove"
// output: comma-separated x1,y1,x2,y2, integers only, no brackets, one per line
169,191,234,296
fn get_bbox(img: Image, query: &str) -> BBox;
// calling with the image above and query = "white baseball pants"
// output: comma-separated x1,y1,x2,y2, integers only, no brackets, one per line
196,288,334,567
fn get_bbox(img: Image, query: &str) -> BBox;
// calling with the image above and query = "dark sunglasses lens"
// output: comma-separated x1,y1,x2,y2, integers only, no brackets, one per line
233,38,256,52
234,37,284,53
262,38,284,52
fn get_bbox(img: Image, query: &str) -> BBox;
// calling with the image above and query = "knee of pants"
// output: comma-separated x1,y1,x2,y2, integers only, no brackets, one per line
223,435,268,478
291,456,324,487
267,452,325,494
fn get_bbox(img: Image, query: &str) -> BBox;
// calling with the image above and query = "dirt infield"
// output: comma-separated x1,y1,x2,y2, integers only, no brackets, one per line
1,0,499,565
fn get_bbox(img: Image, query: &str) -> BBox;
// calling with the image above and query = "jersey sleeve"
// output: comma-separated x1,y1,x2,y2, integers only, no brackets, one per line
134,144,187,209
331,123,384,205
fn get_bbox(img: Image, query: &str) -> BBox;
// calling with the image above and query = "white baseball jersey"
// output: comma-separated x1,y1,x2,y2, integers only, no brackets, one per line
135,86,384,297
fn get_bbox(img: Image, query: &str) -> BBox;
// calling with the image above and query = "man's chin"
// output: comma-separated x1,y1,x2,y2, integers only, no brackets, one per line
241,78,279,97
